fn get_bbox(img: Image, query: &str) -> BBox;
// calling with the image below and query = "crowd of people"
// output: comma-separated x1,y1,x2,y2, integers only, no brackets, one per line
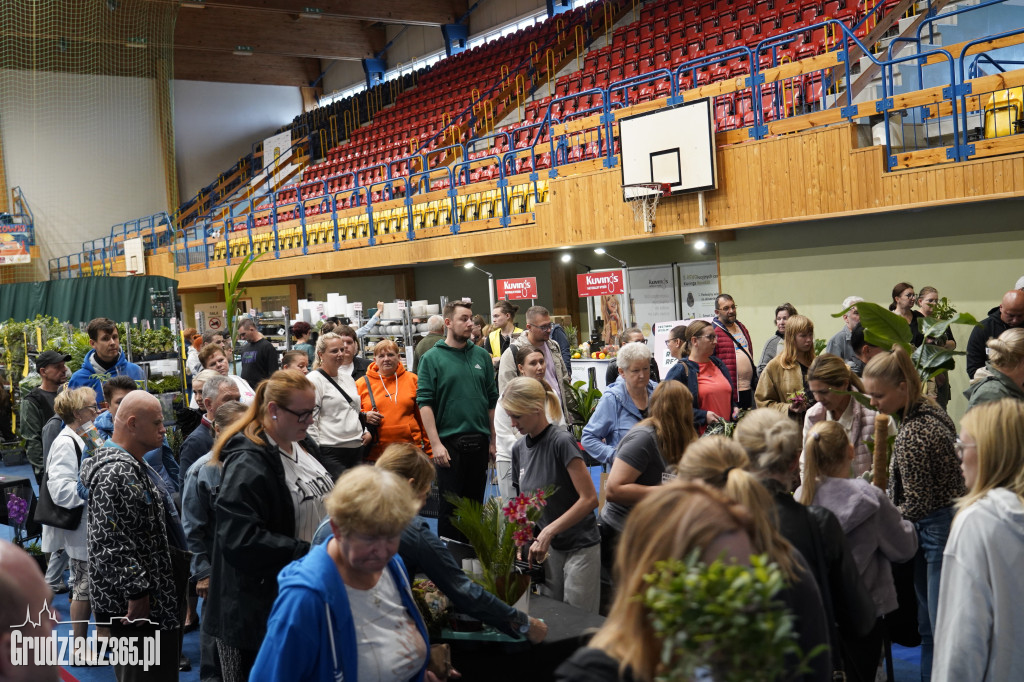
3,278,1023,682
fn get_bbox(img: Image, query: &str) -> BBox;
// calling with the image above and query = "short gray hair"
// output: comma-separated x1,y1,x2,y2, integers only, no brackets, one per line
842,296,865,310
617,341,651,369
427,315,444,333
202,374,234,400
202,329,224,344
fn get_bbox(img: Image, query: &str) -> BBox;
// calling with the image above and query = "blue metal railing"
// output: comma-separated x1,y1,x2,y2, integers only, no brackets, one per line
53,2,1024,279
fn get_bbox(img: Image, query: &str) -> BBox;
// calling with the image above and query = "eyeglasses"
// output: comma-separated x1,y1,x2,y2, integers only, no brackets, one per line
902,292,917,300
954,438,975,461
276,403,320,423
697,333,717,341
529,323,553,331
718,305,737,312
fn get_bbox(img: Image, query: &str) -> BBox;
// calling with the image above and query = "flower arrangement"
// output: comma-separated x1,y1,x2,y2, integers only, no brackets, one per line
6,493,29,548
641,552,824,682
446,487,553,605
786,389,809,409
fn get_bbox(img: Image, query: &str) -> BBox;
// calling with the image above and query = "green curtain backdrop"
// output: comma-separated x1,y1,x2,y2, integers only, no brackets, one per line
0,276,177,323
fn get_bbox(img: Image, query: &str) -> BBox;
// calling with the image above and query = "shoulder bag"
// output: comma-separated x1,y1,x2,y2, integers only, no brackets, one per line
34,437,85,530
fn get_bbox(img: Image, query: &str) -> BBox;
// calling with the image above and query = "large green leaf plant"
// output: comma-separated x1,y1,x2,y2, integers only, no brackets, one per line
832,302,979,389
223,253,262,350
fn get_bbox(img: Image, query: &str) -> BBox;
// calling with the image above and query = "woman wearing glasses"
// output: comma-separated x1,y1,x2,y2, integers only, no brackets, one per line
889,282,925,347
666,320,735,434
204,370,335,682
862,347,965,680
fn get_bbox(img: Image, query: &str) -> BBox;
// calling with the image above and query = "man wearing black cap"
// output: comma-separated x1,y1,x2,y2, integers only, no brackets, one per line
19,349,72,595
20,350,69,484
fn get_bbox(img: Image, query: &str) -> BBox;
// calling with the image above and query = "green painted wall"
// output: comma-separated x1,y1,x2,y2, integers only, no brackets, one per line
719,198,1024,426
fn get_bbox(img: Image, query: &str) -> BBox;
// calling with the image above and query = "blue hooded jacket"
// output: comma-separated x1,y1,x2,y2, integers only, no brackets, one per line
250,542,429,682
581,377,657,464
68,349,145,400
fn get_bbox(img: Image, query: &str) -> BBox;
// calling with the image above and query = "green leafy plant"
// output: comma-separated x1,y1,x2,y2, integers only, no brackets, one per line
813,338,827,356
832,301,979,386
641,552,824,682
929,297,958,321
566,379,602,440
224,253,262,349
446,487,553,605
702,408,751,438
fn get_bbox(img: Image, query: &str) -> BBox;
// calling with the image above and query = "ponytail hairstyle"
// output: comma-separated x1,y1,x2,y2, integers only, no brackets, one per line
674,436,798,580
807,352,865,393
777,314,814,370
862,344,922,415
500,376,562,423
798,421,852,505
889,282,914,311
733,408,802,478
637,381,698,466
211,369,314,464
683,320,712,356
312,331,342,369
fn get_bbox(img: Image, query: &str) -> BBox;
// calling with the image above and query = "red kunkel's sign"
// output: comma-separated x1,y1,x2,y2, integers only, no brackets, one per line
577,270,625,297
497,277,538,300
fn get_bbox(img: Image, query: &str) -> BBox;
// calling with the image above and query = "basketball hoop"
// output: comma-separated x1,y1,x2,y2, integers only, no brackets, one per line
622,182,670,233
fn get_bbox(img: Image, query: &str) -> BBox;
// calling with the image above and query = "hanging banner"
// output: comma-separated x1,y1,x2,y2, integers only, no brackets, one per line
262,131,293,187
497,277,538,300
676,260,719,319
0,224,32,265
628,265,676,337
577,269,625,297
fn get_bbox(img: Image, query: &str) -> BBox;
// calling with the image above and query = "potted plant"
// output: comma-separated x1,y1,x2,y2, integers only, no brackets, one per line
446,488,552,608
642,552,824,682
6,492,45,573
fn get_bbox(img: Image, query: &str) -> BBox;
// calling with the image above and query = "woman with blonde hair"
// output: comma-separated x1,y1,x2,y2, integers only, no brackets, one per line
602,381,698,558
505,376,600,613
796,421,917,682
755,314,816,424
556,481,757,682
933,399,1024,681
250,466,430,682
862,346,965,679
308,331,378,478
42,386,97,661
675,436,831,682
964,327,1024,410
803,353,892,479
205,370,335,682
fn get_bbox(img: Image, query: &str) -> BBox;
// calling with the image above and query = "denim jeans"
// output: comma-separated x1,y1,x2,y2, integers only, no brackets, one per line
913,505,954,682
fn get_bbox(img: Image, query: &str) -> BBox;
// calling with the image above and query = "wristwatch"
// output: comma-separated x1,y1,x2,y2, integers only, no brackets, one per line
512,611,530,636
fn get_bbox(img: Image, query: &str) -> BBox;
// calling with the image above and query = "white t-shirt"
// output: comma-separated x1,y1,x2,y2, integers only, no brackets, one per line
345,569,427,682
270,437,333,543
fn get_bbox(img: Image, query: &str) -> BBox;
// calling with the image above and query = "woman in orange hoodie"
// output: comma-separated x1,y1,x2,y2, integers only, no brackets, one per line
357,340,431,461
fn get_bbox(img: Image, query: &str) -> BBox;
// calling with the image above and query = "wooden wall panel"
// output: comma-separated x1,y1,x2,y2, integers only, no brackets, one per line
173,125,1024,292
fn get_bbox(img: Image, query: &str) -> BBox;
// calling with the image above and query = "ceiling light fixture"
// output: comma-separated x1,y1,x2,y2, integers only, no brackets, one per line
233,46,254,56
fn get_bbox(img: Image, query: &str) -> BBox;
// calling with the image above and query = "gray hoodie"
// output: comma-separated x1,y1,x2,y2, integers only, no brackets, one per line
797,476,917,616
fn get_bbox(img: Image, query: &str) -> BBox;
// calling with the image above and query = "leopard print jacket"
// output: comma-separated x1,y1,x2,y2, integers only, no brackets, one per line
888,400,967,522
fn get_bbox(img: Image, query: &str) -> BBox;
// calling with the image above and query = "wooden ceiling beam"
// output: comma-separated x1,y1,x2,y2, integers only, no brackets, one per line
174,8,384,60
173,49,321,86
175,0,465,26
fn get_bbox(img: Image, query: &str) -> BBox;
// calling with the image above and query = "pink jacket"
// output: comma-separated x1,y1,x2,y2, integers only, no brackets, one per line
803,398,890,478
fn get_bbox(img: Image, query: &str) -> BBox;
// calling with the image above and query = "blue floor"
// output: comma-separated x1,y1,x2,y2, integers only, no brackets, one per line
3,459,921,681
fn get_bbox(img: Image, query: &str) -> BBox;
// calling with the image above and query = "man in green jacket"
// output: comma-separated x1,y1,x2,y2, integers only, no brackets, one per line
416,301,498,541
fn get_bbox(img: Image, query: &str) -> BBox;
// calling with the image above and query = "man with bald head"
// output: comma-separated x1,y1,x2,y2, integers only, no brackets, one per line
80,391,182,681
0,540,59,681
967,290,1024,379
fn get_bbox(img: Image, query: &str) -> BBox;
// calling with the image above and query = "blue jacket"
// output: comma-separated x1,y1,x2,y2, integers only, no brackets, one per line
94,410,180,494
181,453,221,580
68,349,145,401
581,377,656,464
313,516,523,636
665,357,737,427
250,542,429,682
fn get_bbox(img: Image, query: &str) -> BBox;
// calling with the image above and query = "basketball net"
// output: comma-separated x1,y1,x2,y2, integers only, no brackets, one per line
624,183,667,233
